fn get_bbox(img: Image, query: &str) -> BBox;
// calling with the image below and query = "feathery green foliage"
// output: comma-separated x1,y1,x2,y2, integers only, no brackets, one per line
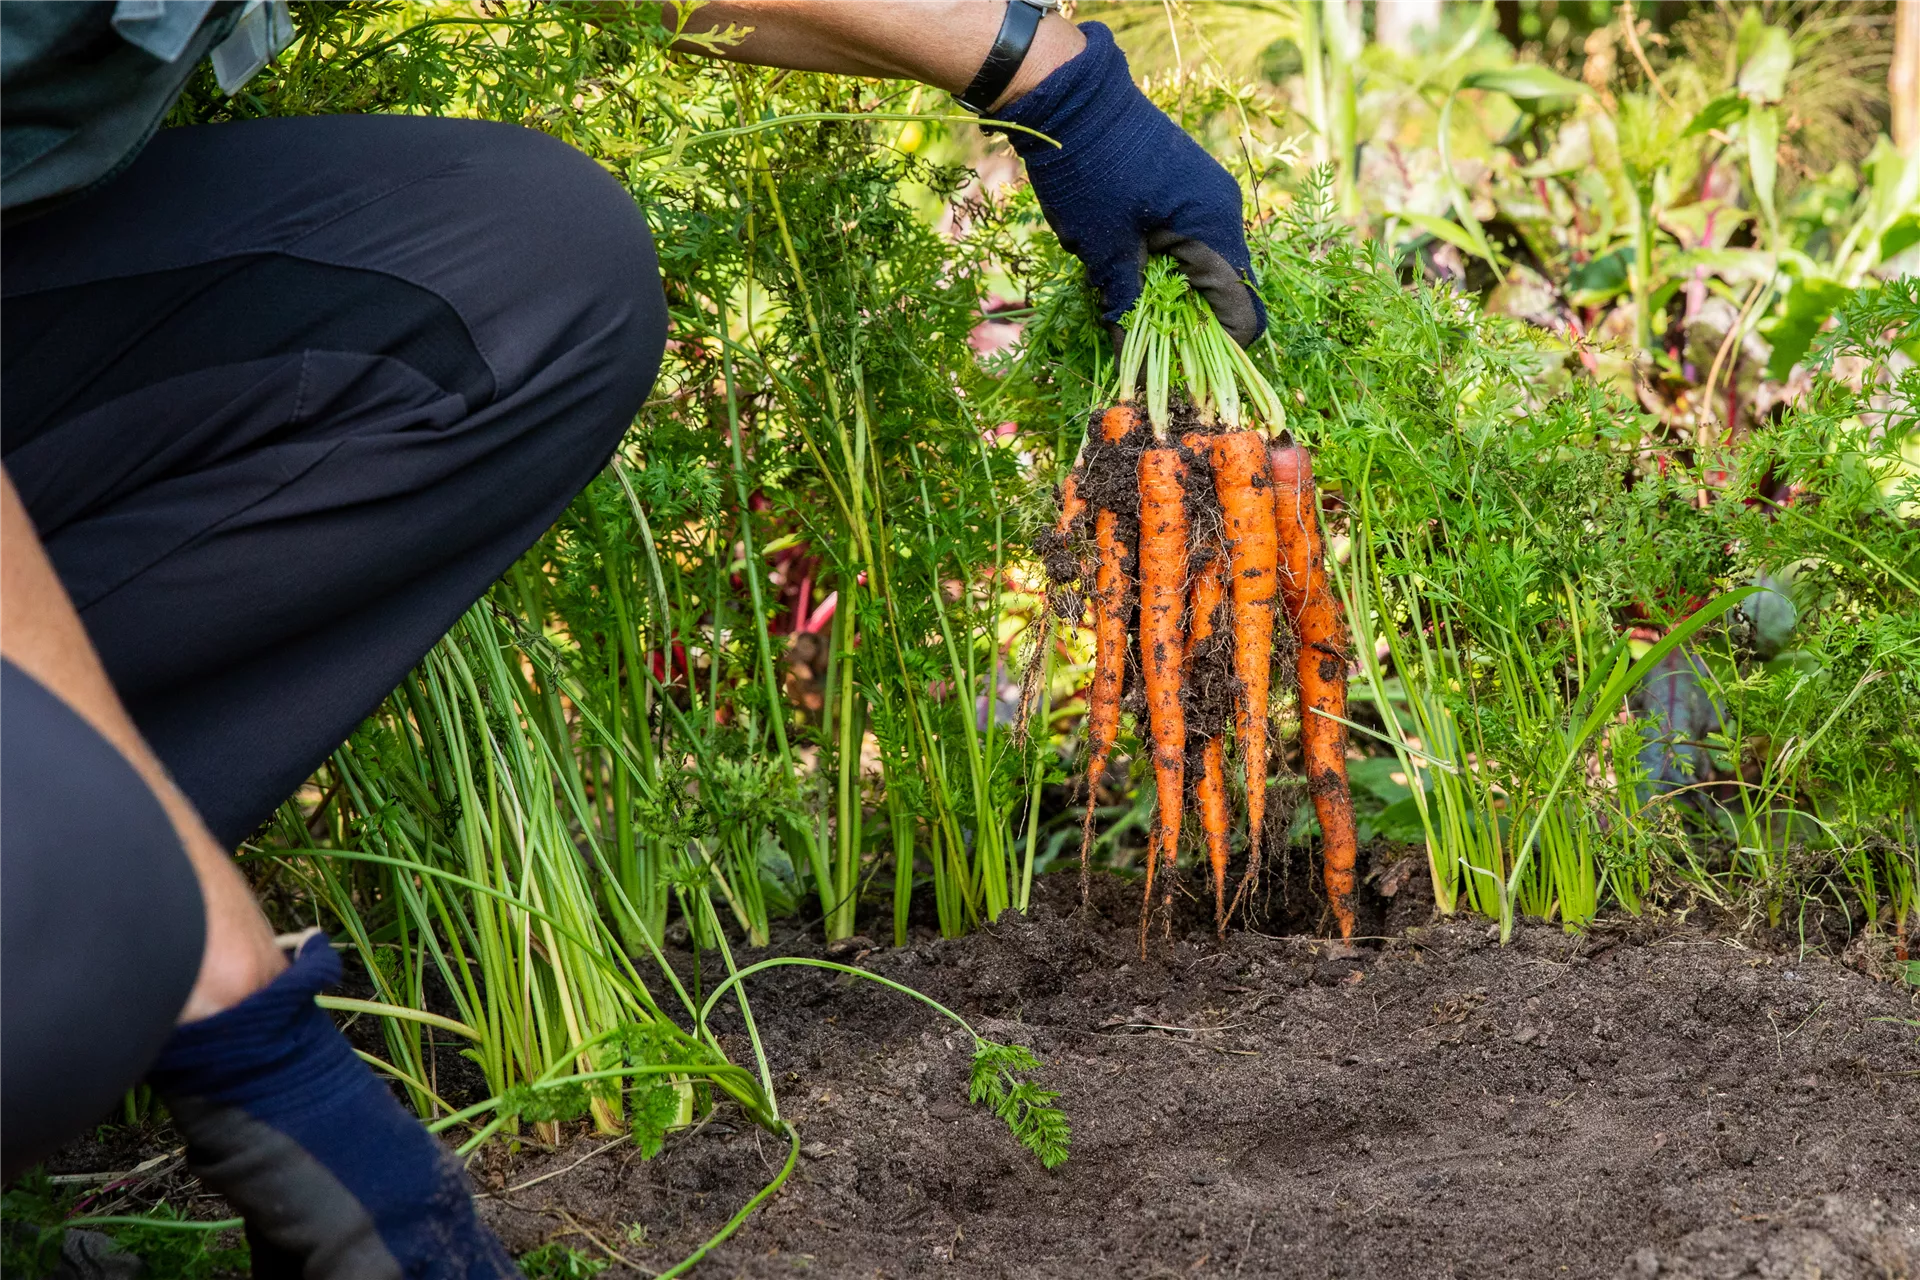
969,1041,1072,1170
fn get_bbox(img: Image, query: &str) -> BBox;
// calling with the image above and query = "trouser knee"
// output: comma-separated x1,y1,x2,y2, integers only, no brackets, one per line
432,118,667,466
1,661,204,1179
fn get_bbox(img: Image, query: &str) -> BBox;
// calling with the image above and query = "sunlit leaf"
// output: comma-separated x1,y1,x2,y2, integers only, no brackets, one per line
1396,211,1495,264
1460,65,1590,102
1880,213,1920,263
1665,247,1772,286
1682,93,1747,137
1565,246,1633,305
1762,275,1853,380
1736,25,1794,103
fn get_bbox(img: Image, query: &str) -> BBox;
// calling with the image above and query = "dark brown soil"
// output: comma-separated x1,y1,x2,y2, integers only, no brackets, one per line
479,871,1920,1279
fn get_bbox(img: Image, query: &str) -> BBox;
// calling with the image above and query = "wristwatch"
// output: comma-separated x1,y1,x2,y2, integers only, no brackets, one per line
958,0,1060,114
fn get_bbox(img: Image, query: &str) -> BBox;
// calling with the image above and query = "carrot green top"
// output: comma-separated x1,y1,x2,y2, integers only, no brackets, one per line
1116,258,1284,437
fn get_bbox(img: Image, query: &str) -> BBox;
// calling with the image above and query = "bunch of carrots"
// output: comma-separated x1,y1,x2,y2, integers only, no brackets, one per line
1037,262,1357,949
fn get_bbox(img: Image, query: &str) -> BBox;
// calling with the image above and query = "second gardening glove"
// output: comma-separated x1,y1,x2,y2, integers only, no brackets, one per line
147,933,519,1279
986,21,1265,345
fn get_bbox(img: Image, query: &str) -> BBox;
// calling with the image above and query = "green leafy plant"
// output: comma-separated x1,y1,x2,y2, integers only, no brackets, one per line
63,1212,248,1280
1,1174,72,1280
695,956,1070,1170
518,1242,612,1279
969,1041,1071,1170
1,1173,248,1280
1007,167,1915,942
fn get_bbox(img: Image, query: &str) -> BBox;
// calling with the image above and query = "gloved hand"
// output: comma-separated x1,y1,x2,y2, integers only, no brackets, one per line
986,22,1264,345
147,934,519,1279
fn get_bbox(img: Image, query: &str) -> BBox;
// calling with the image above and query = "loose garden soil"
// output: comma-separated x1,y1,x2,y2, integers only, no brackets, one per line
37,859,1917,1278
475,865,1920,1280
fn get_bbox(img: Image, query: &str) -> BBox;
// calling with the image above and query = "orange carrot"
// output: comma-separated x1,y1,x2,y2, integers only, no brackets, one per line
1025,468,1090,743
1051,405,1131,559
1077,405,1142,900
1054,470,1086,541
1183,540,1232,934
1096,404,1137,446
1039,446,1091,592
1269,443,1357,938
1210,431,1280,918
1137,444,1190,950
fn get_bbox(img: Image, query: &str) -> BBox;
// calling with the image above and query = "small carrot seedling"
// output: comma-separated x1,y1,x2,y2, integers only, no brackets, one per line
517,1243,612,1279
969,1041,1071,1170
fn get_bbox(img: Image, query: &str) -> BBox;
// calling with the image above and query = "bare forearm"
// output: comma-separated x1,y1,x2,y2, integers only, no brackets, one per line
665,1,1084,109
2,469,283,1020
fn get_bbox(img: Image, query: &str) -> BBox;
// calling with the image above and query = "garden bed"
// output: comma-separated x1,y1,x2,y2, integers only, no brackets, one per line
477,867,1920,1278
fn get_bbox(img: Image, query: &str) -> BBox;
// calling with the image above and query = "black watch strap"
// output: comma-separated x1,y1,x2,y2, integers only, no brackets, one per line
959,0,1050,114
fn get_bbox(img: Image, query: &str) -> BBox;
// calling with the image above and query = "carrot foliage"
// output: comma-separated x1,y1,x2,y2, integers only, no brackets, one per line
969,1042,1072,1171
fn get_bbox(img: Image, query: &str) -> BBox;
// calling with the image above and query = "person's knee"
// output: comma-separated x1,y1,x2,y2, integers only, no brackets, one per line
451,123,667,443
1,661,204,1179
536,141,668,458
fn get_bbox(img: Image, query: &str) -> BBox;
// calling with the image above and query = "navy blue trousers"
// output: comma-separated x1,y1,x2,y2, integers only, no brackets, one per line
1,114,666,1175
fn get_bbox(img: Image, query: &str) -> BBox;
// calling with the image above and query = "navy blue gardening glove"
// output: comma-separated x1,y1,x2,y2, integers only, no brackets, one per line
986,22,1264,345
147,934,519,1279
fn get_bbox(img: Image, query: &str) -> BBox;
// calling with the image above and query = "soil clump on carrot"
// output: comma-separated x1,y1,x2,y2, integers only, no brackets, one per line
462,867,1919,1278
